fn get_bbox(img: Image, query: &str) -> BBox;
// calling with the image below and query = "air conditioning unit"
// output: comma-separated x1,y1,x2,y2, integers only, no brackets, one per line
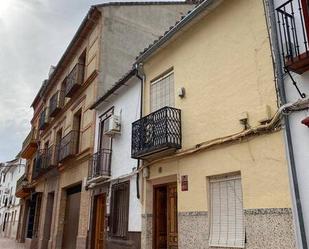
103,115,121,136
4,188,9,194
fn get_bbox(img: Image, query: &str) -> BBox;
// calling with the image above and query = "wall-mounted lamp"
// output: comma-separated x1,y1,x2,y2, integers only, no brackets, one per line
178,87,186,98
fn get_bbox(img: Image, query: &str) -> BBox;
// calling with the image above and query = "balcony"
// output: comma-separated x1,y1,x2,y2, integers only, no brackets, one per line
88,149,112,182
57,130,79,162
276,0,309,74
65,63,85,97
49,90,65,117
15,174,32,198
131,106,181,159
21,129,38,159
39,108,49,130
32,146,57,180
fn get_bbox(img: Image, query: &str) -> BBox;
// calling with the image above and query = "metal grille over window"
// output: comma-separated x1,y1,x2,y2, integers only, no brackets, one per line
151,72,174,112
209,175,245,248
111,181,129,238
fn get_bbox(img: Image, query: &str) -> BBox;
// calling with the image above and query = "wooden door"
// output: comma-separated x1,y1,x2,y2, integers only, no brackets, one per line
94,194,106,249
153,183,178,249
154,186,167,249
62,186,81,249
167,184,178,249
99,119,112,151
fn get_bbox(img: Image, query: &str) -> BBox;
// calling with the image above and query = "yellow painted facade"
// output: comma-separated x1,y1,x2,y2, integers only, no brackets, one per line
141,0,292,213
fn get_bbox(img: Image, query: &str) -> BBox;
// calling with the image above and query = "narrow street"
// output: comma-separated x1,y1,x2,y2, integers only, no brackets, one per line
0,238,25,249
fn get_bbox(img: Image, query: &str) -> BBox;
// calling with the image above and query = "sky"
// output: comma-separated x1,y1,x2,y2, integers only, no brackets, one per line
0,0,146,162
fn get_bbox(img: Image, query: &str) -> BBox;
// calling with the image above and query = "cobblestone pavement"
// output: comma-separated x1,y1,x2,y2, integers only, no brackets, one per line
0,238,25,249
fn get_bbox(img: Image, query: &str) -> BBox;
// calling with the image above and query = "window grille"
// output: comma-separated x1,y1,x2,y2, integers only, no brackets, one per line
110,181,129,238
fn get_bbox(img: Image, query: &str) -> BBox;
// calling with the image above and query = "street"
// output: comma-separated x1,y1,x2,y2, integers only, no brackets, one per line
0,238,25,249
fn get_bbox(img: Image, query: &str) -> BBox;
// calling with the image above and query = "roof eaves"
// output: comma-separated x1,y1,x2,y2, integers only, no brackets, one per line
93,1,194,8
135,0,221,64
90,68,137,110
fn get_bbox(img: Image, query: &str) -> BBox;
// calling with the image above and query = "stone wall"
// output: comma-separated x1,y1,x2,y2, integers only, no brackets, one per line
142,209,296,249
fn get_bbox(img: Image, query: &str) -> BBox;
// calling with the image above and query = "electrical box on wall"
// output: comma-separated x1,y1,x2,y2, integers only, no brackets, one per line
104,115,121,136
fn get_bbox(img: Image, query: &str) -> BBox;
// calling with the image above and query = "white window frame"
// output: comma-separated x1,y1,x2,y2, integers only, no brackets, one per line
208,174,245,248
150,71,175,112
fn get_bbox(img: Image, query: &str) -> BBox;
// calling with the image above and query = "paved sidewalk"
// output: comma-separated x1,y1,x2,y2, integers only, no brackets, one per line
0,238,25,249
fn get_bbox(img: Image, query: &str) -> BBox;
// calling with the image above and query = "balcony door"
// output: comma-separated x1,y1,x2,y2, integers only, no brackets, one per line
55,129,62,163
98,109,113,151
73,110,82,153
150,71,174,112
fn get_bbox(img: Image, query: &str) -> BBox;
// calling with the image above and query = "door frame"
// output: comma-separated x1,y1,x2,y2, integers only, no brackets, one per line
152,182,178,249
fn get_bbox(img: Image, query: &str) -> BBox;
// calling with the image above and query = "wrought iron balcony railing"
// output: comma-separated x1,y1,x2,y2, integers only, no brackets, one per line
15,174,30,197
131,106,181,159
21,128,38,159
39,108,49,130
57,130,79,162
32,146,57,180
49,90,65,117
65,63,85,97
88,149,112,181
276,0,309,73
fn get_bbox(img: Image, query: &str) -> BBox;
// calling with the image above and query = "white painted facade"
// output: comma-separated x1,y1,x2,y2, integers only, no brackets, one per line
0,158,25,239
272,1,309,248
94,75,142,232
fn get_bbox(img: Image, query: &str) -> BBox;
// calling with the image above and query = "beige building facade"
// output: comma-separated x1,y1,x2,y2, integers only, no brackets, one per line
16,3,194,249
130,0,298,248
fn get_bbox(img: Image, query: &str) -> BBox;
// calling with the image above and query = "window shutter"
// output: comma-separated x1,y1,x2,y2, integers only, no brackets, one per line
150,72,174,112
209,176,245,248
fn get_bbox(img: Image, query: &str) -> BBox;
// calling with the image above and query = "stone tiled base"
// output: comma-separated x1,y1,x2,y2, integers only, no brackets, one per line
142,208,296,249
178,211,208,249
76,236,87,249
141,214,153,249
106,232,141,249
25,238,38,249
244,208,296,249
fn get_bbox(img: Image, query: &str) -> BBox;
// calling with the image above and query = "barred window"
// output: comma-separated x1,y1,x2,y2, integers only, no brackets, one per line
209,175,245,248
150,71,174,112
110,181,130,238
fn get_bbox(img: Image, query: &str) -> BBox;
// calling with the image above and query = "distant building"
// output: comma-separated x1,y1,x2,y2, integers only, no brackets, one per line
0,157,25,239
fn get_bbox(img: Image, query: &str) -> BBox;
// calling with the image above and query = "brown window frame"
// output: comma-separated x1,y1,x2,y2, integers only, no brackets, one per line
110,181,130,239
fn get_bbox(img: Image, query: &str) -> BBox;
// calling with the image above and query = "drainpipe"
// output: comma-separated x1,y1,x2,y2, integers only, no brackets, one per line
135,63,145,200
265,1,308,248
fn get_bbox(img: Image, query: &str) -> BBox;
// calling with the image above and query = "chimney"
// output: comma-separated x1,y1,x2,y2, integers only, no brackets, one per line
48,65,56,78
